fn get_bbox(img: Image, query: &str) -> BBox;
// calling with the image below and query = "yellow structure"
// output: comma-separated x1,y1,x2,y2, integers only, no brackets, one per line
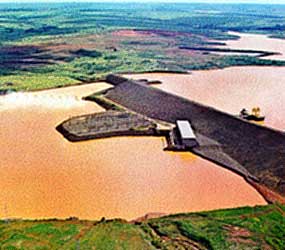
252,107,261,117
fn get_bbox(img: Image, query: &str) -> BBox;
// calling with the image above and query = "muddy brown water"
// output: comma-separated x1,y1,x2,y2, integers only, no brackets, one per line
221,32,285,61
129,66,285,131
0,83,266,220
127,34,285,131
2,32,281,220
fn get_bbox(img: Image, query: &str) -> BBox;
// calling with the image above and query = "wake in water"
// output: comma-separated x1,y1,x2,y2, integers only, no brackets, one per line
0,92,84,110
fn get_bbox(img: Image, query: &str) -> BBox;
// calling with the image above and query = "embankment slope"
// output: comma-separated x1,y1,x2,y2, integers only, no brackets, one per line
0,204,284,250
104,75,285,201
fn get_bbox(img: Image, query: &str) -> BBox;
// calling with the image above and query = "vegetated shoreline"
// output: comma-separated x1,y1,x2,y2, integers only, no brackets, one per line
2,29,285,94
179,46,280,58
2,64,285,94
0,204,284,250
46,61,285,92
0,203,276,223
0,70,189,95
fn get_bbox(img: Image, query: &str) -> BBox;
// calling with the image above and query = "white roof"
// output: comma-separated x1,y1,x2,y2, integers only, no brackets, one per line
176,120,196,139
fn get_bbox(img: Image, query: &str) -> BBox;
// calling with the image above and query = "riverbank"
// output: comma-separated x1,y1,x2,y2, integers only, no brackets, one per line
219,32,285,60
2,31,285,93
0,204,284,250
3,31,284,220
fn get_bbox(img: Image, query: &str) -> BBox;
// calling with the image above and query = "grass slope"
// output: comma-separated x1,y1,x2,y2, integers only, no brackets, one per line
1,3,285,91
0,204,284,250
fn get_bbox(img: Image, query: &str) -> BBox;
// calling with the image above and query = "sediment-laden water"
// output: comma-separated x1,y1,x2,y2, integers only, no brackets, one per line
3,32,282,220
128,33,285,131
0,82,266,220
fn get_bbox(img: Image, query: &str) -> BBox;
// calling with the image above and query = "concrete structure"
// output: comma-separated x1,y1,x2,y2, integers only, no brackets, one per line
176,120,198,148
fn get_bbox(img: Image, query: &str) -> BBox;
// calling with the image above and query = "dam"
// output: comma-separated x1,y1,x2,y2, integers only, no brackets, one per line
58,74,285,204
1,82,267,220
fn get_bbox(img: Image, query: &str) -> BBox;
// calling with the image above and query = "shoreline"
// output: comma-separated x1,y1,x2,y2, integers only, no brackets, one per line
0,202,276,223
2,65,285,94
102,75,285,202
2,30,285,220
56,74,285,205
1,74,267,220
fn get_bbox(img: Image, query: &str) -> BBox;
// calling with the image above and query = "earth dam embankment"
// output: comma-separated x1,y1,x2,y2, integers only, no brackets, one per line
102,75,285,202
0,82,266,220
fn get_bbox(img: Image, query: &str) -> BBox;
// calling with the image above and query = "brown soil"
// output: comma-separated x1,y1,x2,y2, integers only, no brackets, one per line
248,179,285,204
224,225,255,245
131,212,167,223
112,30,149,37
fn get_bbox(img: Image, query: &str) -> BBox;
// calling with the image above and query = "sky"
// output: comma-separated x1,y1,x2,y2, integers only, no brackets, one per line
0,0,285,3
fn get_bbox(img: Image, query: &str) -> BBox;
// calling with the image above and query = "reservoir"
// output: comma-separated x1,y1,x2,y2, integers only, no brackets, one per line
128,33,285,131
0,83,265,220
1,32,280,220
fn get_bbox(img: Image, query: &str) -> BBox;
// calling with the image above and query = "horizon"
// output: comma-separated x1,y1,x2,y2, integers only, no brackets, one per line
0,0,285,4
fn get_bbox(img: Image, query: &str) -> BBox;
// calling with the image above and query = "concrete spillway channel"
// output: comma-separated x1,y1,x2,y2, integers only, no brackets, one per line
57,74,285,204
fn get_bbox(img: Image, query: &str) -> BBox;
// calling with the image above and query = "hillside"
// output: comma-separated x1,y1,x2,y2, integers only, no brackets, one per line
0,204,284,250
1,3,285,91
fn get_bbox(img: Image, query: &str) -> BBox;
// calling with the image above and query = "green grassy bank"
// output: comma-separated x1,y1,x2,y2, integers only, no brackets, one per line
0,204,284,250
